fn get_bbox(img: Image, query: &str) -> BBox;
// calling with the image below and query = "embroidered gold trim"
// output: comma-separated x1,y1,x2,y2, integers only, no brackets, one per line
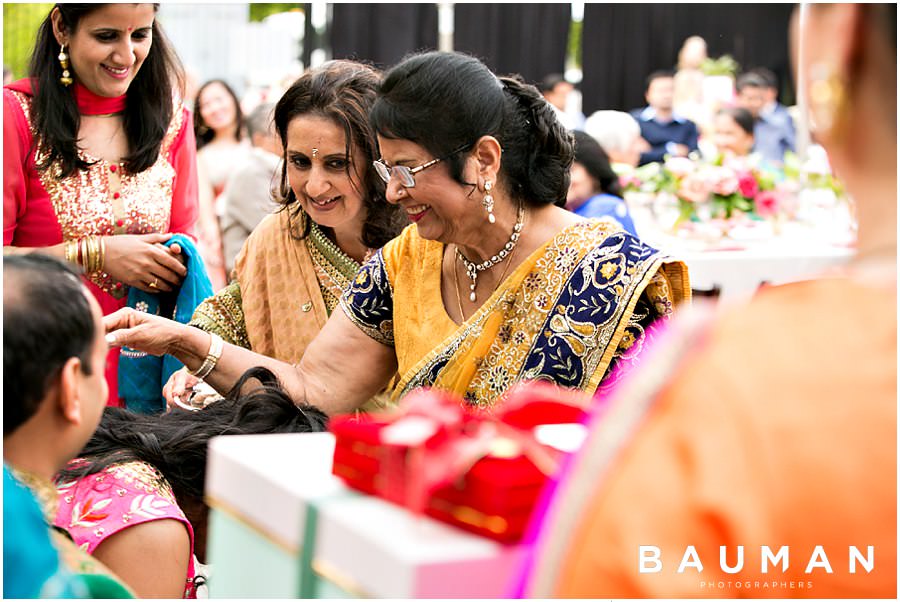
307,221,362,314
12,91,187,299
189,281,251,348
9,467,59,524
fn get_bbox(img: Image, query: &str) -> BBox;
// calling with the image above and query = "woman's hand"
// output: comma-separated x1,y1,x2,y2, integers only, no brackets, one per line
105,307,200,359
163,367,200,410
103,234,188,293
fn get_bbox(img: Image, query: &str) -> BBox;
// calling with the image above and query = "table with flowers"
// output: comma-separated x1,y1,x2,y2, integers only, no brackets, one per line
620,151,856,303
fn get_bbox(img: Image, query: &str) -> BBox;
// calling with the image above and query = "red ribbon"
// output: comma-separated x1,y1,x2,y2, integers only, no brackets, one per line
373,383,590,516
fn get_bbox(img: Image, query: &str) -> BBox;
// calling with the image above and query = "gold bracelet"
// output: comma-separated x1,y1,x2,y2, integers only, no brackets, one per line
64,240,78,264
83,236,96,273
188,333,224,380
97,236,106,272
84,236,101,274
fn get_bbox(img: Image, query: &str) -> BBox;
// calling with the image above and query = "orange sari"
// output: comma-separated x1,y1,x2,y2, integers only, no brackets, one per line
524,275,897,598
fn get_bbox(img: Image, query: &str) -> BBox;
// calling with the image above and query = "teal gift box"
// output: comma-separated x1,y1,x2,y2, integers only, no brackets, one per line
205,432,352,598
205,432,525,598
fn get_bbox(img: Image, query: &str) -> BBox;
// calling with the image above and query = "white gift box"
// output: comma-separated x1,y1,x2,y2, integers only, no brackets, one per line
205,432,347,598
312,494,525,598
204,431,525,598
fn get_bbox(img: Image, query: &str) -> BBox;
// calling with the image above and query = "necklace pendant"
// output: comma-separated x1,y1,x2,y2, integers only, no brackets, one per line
470,291,477,302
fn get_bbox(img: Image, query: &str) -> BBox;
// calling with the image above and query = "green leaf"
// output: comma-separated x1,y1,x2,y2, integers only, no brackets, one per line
700,54,740,77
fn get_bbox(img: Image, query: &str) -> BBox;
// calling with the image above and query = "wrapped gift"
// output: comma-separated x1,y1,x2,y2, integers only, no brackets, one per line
205,431,527,598
204,432,355,598
310,494,526,598
330,383,590,543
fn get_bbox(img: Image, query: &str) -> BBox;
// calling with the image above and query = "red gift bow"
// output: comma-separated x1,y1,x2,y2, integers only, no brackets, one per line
374,383,591,516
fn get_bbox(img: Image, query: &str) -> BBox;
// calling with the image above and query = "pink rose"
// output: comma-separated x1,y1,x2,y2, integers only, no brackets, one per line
706,166,738,196
677,172,711,204
755,190,781,218
737,172,759,198
664,156,696,178
713,175,739,196
619,174,641,189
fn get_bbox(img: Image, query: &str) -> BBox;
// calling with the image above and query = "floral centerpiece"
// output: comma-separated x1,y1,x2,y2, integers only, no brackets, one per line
620,153,785,229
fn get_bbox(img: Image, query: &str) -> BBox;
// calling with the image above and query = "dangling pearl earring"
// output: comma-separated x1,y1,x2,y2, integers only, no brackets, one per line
483,181,495,224
58,44,73,87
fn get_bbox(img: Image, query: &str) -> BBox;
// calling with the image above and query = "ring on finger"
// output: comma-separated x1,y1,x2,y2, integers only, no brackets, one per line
149,278,159,289
172,394,200,412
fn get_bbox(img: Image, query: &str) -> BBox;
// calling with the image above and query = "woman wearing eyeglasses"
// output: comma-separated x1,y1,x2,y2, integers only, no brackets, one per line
107,52,689,414
163,60,407,408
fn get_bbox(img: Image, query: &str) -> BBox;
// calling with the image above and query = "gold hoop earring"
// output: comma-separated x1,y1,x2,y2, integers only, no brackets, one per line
58,44,73,87
482,180,496,224
807,62,847,142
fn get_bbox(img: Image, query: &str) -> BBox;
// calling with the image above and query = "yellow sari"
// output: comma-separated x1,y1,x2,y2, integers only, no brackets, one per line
341,220,689,409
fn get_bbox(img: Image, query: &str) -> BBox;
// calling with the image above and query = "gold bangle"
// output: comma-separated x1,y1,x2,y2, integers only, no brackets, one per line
85,236,101,273
64,240,77,264
84,236,96,273
188,333,224,380
97,236,106,272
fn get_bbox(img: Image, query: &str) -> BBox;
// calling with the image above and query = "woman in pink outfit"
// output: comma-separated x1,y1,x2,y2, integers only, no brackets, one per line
54,367,328,598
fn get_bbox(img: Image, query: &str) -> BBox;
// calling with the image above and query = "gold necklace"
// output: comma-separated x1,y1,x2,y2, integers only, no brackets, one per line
452,242,517,323
456,205,525,302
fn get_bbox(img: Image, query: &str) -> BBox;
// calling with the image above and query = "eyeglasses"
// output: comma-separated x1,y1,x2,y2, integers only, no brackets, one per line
373,143,470,188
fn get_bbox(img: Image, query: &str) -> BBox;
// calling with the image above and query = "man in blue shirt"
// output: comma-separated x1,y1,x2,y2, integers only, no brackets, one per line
630,70,699,165
737,70,796,165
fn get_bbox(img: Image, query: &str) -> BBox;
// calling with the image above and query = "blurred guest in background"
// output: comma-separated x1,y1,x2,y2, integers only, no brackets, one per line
194,78,250,290
631,70,699,165
219,102,281,275
522,3,896,597
583,110,648,169
538,73,584,131
737,70,795,165
712,106,756,159
673,35,710,131
4,3,196,406
567,131,638,237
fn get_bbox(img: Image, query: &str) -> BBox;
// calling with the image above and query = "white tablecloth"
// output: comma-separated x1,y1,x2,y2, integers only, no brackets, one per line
639,222,856,304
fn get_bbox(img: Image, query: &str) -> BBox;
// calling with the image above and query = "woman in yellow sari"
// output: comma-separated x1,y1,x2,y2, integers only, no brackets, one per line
347,217,686,409
163,61,407,406
106,52,689,414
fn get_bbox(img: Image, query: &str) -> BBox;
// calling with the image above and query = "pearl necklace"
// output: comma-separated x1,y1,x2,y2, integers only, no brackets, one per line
456,205,525,302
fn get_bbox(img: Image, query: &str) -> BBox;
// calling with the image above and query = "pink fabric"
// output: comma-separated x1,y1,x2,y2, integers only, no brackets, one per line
54,460,198,598
3,80,199,406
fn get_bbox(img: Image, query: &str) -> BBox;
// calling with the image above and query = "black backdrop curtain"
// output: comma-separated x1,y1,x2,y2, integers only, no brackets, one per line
327,3,439,70
453,3,570,84
581,3,795,115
